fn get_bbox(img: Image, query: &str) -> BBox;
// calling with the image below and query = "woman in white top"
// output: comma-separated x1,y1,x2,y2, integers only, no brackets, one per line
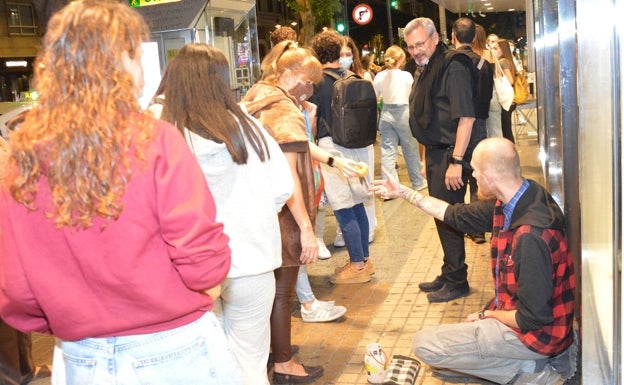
151,43,294,385
373,45,426,190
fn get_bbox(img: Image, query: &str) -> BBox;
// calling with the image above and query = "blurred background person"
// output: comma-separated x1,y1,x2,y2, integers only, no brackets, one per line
472,25,502,138
150,43,294,385
373,45,427,194
492,39,517,143
0,1,239,384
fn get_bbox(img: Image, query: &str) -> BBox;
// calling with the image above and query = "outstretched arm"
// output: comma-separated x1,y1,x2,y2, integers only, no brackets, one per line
371,167,448,221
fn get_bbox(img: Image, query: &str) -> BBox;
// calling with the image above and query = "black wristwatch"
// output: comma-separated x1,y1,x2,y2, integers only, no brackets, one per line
449,157,463,165
327,156,335,167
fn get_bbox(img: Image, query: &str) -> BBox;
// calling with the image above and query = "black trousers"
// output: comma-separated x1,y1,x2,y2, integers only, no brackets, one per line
468,119,488,203
501,103,517,143
0,318,34,385
425,148,469,286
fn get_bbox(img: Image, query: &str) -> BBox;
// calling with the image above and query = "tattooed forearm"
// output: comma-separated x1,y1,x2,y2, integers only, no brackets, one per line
399,186,448,221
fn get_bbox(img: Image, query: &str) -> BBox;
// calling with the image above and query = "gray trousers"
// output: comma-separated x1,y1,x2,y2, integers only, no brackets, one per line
412,318,548,384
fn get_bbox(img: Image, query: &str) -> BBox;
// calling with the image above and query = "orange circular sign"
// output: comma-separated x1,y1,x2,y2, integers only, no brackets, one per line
352,4,373,25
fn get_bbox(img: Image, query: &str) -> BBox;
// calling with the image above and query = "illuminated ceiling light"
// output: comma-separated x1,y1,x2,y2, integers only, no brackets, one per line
484,2,491,5
508,8,515,11
275,24,281,29
6,61,28,67
291,21,297,26
487,7,494,10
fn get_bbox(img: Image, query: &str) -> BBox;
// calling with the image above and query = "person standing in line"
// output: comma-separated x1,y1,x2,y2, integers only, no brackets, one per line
150,43,296,385
452,18,494,245
405,17,477,302
492,38,517,143
331,35,378,248
268,29,348,322
309,31,376,284
242,41,358,384
472,25,502,139
0,1,240,384
373,45,427,193
372,137,577,385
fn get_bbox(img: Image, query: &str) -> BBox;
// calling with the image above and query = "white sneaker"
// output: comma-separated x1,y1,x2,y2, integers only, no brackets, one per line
512,365,565,385
317,238,331,260
334,232,345,247
334,232,374,247
301,300,346,322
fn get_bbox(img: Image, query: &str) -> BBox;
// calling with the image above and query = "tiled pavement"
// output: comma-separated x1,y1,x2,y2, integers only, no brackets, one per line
31,124,578,385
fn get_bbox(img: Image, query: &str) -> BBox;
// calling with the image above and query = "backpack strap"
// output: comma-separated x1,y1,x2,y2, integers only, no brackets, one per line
477,57,486,70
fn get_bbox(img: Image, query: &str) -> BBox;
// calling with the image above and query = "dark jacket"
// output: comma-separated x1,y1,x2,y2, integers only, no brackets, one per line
409,42,477,145
444,180,576,356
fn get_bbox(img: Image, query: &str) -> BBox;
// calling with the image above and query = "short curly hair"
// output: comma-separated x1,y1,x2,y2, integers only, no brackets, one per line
310,30,342,64
270,26,297,46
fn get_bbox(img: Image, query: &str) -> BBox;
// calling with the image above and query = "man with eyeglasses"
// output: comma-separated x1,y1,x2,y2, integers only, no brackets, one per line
405,17,478,302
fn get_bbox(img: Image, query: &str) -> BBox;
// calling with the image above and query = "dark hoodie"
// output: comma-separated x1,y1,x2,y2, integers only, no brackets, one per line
443,180,575,356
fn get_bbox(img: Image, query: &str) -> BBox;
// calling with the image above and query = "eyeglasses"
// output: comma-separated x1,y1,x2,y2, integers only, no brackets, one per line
406,33,434,51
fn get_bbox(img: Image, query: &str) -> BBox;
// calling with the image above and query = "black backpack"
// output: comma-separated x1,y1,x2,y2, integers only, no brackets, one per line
322,69,378,149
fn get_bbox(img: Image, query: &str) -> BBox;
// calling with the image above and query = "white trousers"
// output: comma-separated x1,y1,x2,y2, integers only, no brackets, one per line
213,272,276,385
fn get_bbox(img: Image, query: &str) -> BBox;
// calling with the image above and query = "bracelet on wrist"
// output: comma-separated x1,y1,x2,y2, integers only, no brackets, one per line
452,154,464,159
408,190,419,204
327,156,335,167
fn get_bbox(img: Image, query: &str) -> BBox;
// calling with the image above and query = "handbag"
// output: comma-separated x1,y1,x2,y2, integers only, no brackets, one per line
382,355,421,385
513,71,530,104
493,55,514,111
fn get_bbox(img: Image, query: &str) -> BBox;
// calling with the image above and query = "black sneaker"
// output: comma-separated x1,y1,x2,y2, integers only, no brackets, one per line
427,283,470,303
418,276,445,292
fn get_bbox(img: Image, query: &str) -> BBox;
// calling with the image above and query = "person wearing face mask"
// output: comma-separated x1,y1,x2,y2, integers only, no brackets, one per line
309,31,377,285
330,35,378,250
242,40,359,384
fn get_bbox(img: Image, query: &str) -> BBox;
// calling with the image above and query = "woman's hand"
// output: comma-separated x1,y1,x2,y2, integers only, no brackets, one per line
332,156,360,178
299,227,318,264
371,167,402,200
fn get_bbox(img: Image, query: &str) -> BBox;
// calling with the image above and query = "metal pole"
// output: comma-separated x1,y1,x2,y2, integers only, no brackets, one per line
386,0,393,45
344,0,350,35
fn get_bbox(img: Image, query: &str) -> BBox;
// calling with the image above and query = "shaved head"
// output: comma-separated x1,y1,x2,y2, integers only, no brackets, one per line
472,138,522,180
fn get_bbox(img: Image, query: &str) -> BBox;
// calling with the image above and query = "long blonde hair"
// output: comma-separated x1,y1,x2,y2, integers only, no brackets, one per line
6,0,153,229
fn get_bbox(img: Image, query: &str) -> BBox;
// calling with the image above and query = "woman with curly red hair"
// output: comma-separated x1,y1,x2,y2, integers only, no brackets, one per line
0,1,239,383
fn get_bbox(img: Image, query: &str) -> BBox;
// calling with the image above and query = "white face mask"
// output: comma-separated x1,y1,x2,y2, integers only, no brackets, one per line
339,56,353,70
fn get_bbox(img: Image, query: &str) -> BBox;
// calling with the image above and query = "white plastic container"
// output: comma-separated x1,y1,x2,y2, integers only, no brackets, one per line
364,342,387,384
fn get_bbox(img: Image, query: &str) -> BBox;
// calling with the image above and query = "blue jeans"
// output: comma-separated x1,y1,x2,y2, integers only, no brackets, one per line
334,203,369,263
60,312,241,385
379,104,425,189
295,265,315,303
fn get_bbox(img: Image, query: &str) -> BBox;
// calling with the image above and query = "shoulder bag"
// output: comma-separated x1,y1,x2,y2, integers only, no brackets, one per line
493,55,514,111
